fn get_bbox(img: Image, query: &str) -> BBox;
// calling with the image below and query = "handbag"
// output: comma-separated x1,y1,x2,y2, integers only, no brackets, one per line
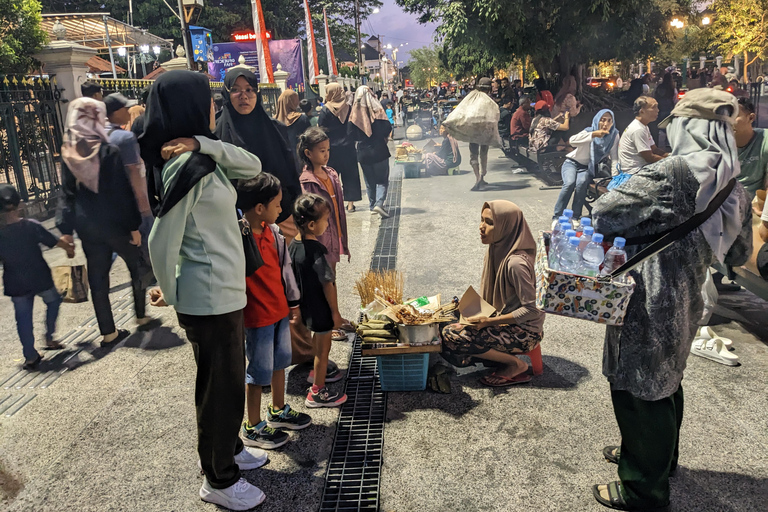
238,209,263,277
52,265,89,303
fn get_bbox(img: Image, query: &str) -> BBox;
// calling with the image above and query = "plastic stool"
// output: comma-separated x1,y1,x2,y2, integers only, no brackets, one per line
520,344,543,375
447,166,460,175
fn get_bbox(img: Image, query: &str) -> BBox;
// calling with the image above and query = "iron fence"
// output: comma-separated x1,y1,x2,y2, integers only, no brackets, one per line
0,75,65,213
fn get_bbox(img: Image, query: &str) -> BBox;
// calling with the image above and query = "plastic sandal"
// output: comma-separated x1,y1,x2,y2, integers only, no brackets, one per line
592,481,669,511
690,338,739,366
696,326,733,348
603,445,620,464
479,372,532,387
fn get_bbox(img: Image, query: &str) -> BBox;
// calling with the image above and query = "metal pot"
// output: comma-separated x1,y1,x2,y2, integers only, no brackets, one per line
397,323,439,345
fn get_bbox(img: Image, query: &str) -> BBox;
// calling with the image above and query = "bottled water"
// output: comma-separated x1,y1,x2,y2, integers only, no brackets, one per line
559,236,583,274
562,209,574,228
551,215,570,231
579,233,605,277
602,237,628,279
549,224,573,269
578,226,595,252
576,216,591,235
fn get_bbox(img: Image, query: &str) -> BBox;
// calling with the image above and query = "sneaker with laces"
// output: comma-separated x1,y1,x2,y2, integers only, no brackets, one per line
199,477,265,510
305,386,348,408
267,404,312,430
197,446,269,473
241,420,289,449
307,365,344,384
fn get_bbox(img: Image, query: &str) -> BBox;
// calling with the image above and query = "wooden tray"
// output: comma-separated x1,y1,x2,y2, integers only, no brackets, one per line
361,344,442,357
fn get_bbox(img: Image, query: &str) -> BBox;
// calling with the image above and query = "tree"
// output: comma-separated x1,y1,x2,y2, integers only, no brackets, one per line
407,45,451,87
0,0,48,74
706,0,768,73
396,0,690,79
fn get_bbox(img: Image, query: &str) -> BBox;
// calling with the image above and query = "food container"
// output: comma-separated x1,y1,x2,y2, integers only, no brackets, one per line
397,323,439,345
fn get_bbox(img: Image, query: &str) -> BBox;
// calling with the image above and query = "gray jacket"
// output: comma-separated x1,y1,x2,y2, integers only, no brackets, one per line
262,224,301,307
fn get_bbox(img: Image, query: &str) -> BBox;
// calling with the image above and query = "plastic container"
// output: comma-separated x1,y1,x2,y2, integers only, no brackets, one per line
559,236,583,273
397,323,439,345
578,226,595,252
377,353,429,391
579,233,605,277
549,223,573,269
602,237,628,281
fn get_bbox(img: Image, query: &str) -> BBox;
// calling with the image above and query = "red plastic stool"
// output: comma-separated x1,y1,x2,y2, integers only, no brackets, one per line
520,344,543,375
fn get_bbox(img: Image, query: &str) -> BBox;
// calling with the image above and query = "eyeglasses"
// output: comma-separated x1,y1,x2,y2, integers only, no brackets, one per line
230,88,257,97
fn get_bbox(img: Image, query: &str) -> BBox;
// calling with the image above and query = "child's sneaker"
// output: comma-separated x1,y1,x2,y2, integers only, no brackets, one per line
307,365,344,384
267,404,312,430
200,477,265,510
241,420,289,449
305,386,348,408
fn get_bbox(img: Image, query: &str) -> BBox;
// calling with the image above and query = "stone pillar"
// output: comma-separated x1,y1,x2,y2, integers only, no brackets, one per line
716,55,723,69
316,70,328,98
274,63,289,92
34,41,97,121
733,55,740,78
163,45,191,71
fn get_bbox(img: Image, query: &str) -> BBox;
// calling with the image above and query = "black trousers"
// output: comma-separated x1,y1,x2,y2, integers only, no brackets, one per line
177,310,246,489
611,384,684,508
80,234,147,335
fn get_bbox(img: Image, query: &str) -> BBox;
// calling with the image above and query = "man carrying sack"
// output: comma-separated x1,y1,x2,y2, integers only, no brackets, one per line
590,88,753,511
442,77,501,191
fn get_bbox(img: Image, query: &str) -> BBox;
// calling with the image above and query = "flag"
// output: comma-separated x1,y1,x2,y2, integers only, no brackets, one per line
303,0,319,83
323,8,338,76
251,0,274,82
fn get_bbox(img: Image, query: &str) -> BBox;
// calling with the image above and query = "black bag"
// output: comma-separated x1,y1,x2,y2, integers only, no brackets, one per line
238,209,263,277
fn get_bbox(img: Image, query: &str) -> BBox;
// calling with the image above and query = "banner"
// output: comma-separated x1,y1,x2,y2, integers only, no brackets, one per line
323,8,338,76
303,0,319,83
208,40,305,89
251,0,274,83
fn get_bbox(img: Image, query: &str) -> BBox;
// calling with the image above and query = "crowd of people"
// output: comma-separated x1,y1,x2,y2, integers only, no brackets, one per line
0,64,766,512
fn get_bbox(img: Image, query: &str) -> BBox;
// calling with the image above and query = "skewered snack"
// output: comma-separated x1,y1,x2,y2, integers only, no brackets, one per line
355,271,404,306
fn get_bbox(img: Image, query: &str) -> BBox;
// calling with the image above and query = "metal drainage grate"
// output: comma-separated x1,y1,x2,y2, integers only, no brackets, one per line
320,175,403,511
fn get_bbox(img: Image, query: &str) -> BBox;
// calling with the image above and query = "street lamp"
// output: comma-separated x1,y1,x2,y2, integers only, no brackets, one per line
117,47,127,57
372,7,379,13
152,45,161,56
670,18,684,29
701,16,711,26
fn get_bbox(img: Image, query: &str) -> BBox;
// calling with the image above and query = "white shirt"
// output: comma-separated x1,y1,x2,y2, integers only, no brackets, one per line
618,119,655,174
566,129,620,174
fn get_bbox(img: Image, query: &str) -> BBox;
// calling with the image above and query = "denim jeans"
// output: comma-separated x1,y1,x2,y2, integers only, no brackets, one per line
12,287,62,361
361,160,390,210
553,158,591,219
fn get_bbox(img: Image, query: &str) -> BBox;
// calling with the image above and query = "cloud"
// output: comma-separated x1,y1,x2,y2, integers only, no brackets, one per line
366,0,438,62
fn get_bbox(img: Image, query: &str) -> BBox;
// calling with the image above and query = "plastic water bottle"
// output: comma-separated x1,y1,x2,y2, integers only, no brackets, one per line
579,233,605,277
563,209,574,228
602,237,628,280
551,215,570,231
549,224,573,269
559,236,583,274
575,216,591,235
578,226,594,252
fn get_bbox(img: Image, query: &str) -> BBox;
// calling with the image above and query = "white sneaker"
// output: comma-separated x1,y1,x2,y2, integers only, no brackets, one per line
197,447,269,473
199,477,265,510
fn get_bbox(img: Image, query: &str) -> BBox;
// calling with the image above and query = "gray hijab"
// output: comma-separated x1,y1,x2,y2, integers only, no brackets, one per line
667,116,743,262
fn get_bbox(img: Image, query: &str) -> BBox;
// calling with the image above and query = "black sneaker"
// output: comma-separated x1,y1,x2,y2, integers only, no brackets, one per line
305,387,348,408
267,404,312,430
306,365,344,384
241,420,289,449
22,353,42,370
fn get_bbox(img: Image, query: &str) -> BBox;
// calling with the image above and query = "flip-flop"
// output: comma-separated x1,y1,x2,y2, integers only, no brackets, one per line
339,322,356,333
479,372,532,387
332,330,348,341
696,326,733,348
690,338,739,366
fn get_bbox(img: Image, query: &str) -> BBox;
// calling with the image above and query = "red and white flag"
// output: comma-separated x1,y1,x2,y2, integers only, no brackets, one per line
323,8,338,76
304,0,320,83
251,0,274,82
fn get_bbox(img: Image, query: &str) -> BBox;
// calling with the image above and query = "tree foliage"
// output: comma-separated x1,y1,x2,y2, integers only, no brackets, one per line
407,45,452,87
396,0,690,77
0,0,48,74
706,0,768,65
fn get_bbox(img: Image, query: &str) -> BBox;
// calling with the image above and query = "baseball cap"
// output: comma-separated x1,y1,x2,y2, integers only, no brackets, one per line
534,100,548,111
658,87,738,129
477,77,492,90
0,184,21,211
103,92,137,116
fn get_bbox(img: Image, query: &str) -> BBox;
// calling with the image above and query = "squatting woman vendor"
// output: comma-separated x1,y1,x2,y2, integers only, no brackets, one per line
442,201,545,387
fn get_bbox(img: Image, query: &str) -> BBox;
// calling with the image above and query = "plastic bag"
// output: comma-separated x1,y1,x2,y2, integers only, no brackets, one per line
442,90,502,147
699,269,719,325
607,172,632,191
52,265,89,303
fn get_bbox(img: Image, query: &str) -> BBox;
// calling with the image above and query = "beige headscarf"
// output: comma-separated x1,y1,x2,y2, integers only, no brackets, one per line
275,89,302,126
61,97,110,193
324,82,350,123
349,85,388,137
480,200,537,311
123,104,145,131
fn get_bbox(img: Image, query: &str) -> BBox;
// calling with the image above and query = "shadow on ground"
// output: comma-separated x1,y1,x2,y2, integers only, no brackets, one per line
670,468,768,512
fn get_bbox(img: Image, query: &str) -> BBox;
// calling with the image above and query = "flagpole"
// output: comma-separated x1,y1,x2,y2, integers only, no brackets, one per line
251,0,274,83
323,8,338,76
303,0,320,84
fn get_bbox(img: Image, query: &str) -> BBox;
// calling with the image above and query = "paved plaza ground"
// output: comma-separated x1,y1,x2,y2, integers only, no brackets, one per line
0,138,766,512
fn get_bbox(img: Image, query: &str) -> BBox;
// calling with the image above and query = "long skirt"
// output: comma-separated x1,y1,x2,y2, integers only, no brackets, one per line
441,323,541,367
330,143,362,202
425,153,448,175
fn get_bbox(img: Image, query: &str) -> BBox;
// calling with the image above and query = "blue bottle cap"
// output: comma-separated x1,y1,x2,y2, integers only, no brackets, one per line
566,229,577,237
592,233,604,244
558,216,569,223
563,209,574,218
569,236,580,246
580,217,591,227
614,237,626,248
583,226,594,236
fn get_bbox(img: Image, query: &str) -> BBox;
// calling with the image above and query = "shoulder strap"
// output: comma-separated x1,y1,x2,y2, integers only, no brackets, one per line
610,178,737,277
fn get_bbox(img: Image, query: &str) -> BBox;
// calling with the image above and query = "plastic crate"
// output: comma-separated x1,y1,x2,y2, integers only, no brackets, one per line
376,353,429,391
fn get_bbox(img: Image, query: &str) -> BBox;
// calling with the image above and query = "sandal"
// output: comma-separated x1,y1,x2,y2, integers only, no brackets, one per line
690,338,739,366
479,372,531,387
593,481,670,511
332,330,348,341
339,321,356,333
696,326,733,348
603,445,620,464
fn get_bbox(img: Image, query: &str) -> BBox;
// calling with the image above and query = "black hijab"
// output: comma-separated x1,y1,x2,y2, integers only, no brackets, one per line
215,68,300,223
139,70,217,217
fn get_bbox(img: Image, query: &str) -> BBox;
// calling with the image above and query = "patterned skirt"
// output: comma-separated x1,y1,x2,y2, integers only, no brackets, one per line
441,323,542,368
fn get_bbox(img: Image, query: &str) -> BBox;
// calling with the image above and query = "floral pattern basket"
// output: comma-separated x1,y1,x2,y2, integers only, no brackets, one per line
535,232,636,326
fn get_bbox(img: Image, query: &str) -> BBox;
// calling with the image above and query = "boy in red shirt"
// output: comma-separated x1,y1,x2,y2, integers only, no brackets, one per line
238,174,311,449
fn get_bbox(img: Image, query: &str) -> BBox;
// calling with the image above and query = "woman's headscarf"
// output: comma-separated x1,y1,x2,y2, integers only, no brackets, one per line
349,85,389,137
667,106,743,263
324,83,350,123
61,97,110,193
123,105,145,131
554,75,576,107
624,78,644,105
214,67,299,223
139,70,217,217
480,200,537,311
275,89,302,126
586,109,619,176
